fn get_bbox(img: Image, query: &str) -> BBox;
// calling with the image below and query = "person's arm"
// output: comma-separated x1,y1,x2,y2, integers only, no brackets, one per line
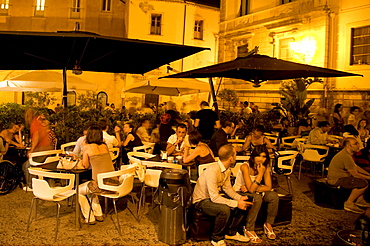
242,135,251,151
348,167,370,180
241,163,265,193
256,166,272,192
122,134,134,147
356,165,370,176
230,124,239,137
194,118,200,128
183,146,201,163
264,137,275,150
114,126,122,146
2,130,23,148
29,130,40,155
297,126,302,136
214,120,221,129
82,145,91,169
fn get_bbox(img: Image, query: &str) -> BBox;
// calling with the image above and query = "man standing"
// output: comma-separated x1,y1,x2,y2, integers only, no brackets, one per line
209,121,234,157
307,121,333,145
166,123,190,156
327,137,370,213
194,101,220,142
193,144,251,246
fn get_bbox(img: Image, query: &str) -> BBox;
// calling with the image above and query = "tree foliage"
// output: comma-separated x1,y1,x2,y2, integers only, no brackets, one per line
217,89,239,110
24,92,57,107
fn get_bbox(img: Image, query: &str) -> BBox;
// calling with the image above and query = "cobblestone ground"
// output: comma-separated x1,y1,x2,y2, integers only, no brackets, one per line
0,172,358,246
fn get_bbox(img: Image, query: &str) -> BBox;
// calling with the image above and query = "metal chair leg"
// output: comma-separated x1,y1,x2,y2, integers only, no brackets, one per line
286,175,293,196
87,194,94,224
298,160,302,180
54,202,61,242
137,184,146,220
112,199,122,235
26,197,36,231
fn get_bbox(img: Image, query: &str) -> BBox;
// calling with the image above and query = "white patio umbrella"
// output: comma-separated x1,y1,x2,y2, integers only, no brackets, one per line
123,77,210,96
0,70,98,92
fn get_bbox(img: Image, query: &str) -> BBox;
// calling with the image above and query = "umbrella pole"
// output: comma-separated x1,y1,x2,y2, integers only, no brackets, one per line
62,68,67,108
209,77,219,117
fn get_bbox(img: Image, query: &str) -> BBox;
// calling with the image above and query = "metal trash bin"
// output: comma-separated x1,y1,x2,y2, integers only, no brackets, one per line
157,168,191,245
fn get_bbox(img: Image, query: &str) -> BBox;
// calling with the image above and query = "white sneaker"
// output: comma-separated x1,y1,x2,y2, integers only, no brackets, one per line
23,186,33,192
225,232,250,242
211,240,226,246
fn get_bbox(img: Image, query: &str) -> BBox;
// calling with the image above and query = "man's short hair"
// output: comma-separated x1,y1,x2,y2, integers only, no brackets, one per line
243,101,249,107
176,123,187,130
140,118,149,126
97,119,108,130
200,101,209,107
221,120,234,128
318,121,330,128
343,137,357,147
350,106,360,113
218,144,235,161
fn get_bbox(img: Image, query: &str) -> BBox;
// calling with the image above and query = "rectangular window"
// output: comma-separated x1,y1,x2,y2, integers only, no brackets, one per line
240,0,249,16
150,14,162,35
102,0,111,12
194,20,204,40
35,0,45,17
0,0,9,15
70,0,80,19
351,25,370,65
279,37,294,61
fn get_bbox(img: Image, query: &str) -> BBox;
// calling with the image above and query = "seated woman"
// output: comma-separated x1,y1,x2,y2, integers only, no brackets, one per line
233,145,279,243
79,125,116,224
297,119,312,137
122,123,143,151
357,119,369,143
242,125,275,153
273,117,289,139
183,131,215,180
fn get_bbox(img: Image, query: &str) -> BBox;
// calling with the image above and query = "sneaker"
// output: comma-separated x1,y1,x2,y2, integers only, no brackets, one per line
83,219,96,225
225,232,250,242
344,202,366,214
23,186,33,192
95,215,104,222
355,199,370,208
211,240,226,246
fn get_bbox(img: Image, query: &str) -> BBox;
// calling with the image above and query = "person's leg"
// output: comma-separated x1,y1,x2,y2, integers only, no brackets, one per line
78,181,99,222
195,199,230,242
22,160,32,188
245,193,262,231
263,191,279,239
226,207,246,236
335,177,368,213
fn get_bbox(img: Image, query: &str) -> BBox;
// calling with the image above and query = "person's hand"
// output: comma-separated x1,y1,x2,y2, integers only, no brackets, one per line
114,126,121,133
240,185,247,193
238,196,253,210
256,163,266,175
176,136,184,144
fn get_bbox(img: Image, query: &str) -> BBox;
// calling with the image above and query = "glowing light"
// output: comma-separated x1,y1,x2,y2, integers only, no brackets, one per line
290,35,317,63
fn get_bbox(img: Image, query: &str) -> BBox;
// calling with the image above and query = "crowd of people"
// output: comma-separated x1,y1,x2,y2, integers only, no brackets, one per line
3,99,370,245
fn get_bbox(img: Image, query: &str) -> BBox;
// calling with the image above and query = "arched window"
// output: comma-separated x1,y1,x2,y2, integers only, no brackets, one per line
67,91,76,106
97,91,108,110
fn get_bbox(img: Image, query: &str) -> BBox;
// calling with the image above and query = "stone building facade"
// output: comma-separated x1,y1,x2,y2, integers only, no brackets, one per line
218,0,370,119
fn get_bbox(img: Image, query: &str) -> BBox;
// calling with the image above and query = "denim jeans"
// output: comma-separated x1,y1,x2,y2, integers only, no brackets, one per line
244,191,279,230
194,198,246,242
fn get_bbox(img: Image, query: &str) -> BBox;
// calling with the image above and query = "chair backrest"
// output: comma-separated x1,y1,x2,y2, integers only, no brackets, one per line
236,155,250,162
198,162,215,177
97,165,136,197
144,169,162,187
141,160,182,169
128,154,141,165
127,162,145,182
60,142,77,154
133,142,155,154
301,145,329,161
276,151,299,175
28,168,75,201
29,150,63,166
281,136,301,146
109,147,120,161
266,136,278,145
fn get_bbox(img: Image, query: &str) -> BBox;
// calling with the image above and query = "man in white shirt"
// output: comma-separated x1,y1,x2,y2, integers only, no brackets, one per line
98,119,119,149
166,123,190,156
136,119,150,142
307,121,332,145
192,144,252,246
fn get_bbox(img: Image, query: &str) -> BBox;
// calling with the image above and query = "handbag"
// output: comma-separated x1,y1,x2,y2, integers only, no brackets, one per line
57,156,84,170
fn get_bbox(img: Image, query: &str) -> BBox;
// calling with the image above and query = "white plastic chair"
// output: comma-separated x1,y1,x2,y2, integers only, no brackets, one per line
266,136,278,146
60,142,77,155
281,136,301,149
29,150,62,167
299,144,329,179
26,168,76,242
198,162,214,177
141,160,182,170
133,142,155,154
274,150,299,195
93,165,137,235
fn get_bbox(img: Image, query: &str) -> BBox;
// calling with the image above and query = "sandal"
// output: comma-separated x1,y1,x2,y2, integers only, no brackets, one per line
264,223,276,240
244,230,262,243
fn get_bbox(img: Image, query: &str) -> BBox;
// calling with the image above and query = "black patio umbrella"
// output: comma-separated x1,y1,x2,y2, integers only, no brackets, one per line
162,52,363,113
0,30,208,106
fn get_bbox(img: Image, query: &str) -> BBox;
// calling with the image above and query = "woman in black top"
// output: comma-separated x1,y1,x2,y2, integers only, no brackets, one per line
122,123,143,151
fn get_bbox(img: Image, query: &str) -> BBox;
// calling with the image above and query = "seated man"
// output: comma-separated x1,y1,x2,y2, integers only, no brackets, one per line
209,120,234,157
192,144,252,246
97,119,120,149
307,121,333,145
327,137,370,214
136,118,151,142
166,123,190,156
